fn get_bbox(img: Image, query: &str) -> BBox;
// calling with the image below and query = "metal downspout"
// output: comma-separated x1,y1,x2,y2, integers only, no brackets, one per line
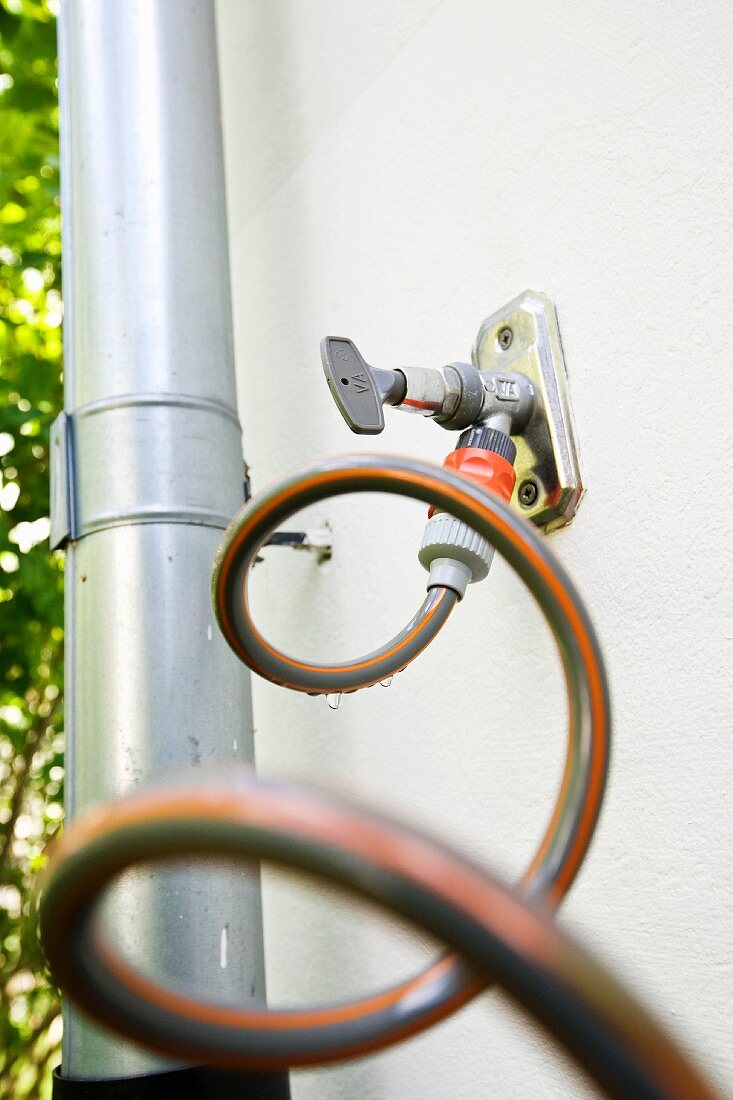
56,0,277,1083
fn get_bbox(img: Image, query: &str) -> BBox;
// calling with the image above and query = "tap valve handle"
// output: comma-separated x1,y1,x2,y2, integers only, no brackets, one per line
321,336,394,435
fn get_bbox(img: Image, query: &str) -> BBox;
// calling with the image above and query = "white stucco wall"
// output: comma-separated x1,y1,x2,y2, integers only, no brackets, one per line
215,2,732,1096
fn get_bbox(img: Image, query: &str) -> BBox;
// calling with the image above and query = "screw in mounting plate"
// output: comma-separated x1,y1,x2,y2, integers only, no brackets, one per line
518,480,539,508
497,326,513,351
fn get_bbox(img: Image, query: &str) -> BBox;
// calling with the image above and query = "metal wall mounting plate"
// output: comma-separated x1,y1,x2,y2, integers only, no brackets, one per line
473,290,585,533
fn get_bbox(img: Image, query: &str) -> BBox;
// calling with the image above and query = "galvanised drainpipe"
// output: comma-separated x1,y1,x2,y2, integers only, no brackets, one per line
55,2,287,1093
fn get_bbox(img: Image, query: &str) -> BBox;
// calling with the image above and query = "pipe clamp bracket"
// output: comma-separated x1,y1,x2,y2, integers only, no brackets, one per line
50,394,246,549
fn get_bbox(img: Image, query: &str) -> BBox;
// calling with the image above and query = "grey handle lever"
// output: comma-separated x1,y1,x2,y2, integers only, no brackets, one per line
320,337,386,435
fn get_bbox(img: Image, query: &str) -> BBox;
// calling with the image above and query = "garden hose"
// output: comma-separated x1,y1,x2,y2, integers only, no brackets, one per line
37,454,722,1096
42,454,610,1063
38,771,721,1100
214,453,584,703
215,504,460,697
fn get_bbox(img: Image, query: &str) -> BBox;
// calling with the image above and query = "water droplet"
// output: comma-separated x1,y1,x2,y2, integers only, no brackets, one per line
327,693,342,710
380,676,393,688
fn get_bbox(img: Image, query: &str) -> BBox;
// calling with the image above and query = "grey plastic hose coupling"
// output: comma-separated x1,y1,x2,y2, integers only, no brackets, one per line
418,518,493,598
418,425,517,598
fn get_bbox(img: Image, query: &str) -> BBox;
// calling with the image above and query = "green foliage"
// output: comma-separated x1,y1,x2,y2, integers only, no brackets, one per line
0,0,63,1096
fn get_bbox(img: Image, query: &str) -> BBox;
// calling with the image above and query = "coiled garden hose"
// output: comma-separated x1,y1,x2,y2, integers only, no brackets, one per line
39,772,720,1099
214,454,583,701
36,454,720,1097
213,467,461,697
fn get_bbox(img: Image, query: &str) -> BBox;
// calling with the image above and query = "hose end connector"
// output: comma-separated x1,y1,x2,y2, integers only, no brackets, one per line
419,519,493,597
419,426,517,597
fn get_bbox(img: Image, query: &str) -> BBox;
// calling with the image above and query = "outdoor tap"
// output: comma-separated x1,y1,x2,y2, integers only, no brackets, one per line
321,336,535,437
321,335,538,598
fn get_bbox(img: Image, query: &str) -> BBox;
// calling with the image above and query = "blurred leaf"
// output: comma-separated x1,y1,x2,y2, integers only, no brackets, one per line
0,8,21,42
0,1,62,1096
